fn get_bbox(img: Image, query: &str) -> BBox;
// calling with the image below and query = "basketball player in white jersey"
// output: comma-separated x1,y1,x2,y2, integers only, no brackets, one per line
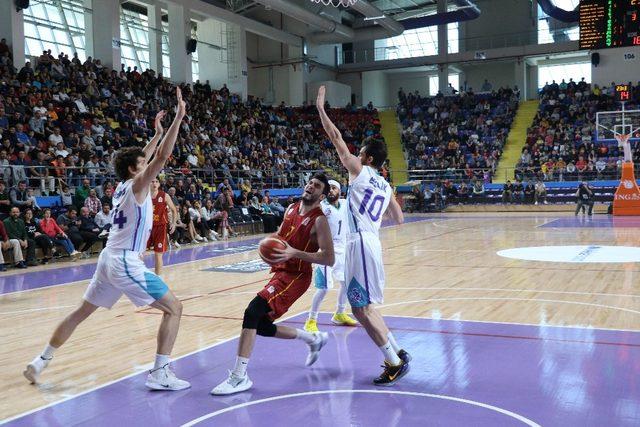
24,88,190,391
304,179,357,332
316,86,410,385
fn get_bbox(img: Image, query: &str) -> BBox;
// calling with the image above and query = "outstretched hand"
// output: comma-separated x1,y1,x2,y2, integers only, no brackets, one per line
269,241,297,264
176,87,186,117
316,85,326,111
154,110,166,133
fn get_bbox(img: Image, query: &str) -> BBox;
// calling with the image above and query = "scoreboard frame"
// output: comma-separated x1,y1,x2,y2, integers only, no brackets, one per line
579,0,640,50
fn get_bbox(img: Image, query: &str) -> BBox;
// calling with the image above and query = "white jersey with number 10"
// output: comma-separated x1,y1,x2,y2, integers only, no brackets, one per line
347,166,391,236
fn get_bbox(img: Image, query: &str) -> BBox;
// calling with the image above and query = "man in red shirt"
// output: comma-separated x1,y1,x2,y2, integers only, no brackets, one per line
211,173,334,395
148,178,177,276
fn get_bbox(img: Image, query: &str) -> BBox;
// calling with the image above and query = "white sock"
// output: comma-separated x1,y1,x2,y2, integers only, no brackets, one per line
387,332,401,353
232,356,249,378
310,289,327,320
41,344,57,360
336,282,348,314
379,341,401,365
154,354,171,370
296,329,317,344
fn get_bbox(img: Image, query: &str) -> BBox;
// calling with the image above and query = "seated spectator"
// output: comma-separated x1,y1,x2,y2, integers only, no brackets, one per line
0,218,24,270
535,180,548,205
23,208,54,264
78,206,103,251
57,208,84,252
189,200,213,241
201,199,225,238
180,203,201,244
0,181,11,217
94,203,112,237
502,180,513,203
472,179,485,197
524,181,535,204
39,208,80,258
3,206,37,267
512,179,524,202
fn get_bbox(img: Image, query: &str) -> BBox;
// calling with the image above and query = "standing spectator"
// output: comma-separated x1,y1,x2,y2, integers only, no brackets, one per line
0,219,24,270
23,208,54,264
74,179,92,208
39,208,80,258
3,207,37,266
10,180,33,211
84,189,102,216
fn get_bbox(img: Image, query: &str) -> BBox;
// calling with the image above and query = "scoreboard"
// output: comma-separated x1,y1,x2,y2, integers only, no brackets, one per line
579,0,640,50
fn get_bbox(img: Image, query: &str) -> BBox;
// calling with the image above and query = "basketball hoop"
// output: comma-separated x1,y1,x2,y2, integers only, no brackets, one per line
310,0,358,7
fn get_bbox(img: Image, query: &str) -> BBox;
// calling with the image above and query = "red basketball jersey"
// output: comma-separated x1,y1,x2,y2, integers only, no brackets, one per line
273,201,324,274
152,190,169,225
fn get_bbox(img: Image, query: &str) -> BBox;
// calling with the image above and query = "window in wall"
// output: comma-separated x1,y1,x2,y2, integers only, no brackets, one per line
538,0,579,44
23,0,86,61
161,21,171,78
192,48,199,82
447,22,459,54
448,73,460,92
538,62,591,89
120,8,150,72
374,20,458,61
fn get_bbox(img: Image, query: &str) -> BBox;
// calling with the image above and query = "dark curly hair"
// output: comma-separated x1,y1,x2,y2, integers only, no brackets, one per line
114,147,145,181
363,140,388,169
311,172,330,196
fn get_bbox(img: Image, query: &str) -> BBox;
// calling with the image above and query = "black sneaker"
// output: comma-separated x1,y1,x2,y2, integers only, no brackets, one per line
15,261,27,269
373,359,410,386
398,349,412,363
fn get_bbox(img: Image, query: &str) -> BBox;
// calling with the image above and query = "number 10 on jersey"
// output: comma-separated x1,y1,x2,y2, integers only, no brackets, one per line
359,188,385,221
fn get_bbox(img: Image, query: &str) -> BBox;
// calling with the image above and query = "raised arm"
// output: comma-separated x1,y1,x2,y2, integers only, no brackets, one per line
133,88,186,199
142,110,166,163
316,86,362,179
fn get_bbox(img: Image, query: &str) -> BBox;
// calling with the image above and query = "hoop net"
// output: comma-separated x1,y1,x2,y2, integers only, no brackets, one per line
310,0,357,7
615,133,631,147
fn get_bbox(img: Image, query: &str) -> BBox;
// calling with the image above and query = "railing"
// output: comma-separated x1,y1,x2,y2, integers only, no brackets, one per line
0,165,347,192
393,165,633,186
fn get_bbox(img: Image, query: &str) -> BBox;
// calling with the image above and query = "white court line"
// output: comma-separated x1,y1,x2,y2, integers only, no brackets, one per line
385,286,640,299
377,297,640,316
0,311,301,425
181,390,540,427
0,305,77,316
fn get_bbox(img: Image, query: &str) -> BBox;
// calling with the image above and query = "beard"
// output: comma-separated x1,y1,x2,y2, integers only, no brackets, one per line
301,193,317,205
327,193,339,203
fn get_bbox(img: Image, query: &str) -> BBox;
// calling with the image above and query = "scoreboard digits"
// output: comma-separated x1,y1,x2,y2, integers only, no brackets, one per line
580,0,640,50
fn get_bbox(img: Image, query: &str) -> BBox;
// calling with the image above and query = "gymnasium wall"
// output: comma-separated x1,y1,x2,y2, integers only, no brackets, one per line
386,72,432,102
461,61,518,92
337,72,363,106
591,45,640,87
362,71,390,107
307,81,351,108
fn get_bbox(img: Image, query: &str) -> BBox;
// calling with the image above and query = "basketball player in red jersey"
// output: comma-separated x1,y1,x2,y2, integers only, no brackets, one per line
211,173,335,395
148,178,178,275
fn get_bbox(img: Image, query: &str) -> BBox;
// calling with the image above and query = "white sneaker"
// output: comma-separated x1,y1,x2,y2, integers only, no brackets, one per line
145,364,191,391
210,371,253,395
98,230,109,238
24,355,51,383
209,232,218,241
305,332,329,366
195,235,204,242
173,241,181,248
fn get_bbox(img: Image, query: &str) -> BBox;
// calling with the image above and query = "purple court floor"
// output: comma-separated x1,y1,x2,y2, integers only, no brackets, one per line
4,313,640,426
541,216,640,228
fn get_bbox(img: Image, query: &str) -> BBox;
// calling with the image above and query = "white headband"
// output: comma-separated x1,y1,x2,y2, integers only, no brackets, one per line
328,180,341,191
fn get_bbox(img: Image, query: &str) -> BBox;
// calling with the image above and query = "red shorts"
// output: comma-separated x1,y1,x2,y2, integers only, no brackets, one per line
147,223,168,253
257,270,312,320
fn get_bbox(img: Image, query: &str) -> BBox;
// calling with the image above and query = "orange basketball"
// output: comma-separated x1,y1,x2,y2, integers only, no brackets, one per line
259,236,287,265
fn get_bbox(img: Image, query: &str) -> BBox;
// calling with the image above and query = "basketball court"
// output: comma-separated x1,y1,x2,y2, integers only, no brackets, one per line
2,213,640,426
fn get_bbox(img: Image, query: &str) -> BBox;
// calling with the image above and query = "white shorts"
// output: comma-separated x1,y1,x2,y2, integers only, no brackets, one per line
314,249,345,289
345,231,385,307
84,247,169,309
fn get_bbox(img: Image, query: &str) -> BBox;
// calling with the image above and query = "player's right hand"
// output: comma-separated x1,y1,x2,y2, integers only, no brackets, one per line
316,86,326,110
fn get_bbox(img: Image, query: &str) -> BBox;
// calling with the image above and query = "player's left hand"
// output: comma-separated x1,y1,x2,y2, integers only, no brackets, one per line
169,222,176,234
270,241,297,264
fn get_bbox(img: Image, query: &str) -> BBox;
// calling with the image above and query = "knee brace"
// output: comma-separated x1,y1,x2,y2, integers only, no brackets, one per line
242,296,270,330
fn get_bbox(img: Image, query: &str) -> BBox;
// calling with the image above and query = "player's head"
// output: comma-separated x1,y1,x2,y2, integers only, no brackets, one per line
114,147,145,180
327,179,341,203
301,173,329,205
359,140,387,169
151,178,160,191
